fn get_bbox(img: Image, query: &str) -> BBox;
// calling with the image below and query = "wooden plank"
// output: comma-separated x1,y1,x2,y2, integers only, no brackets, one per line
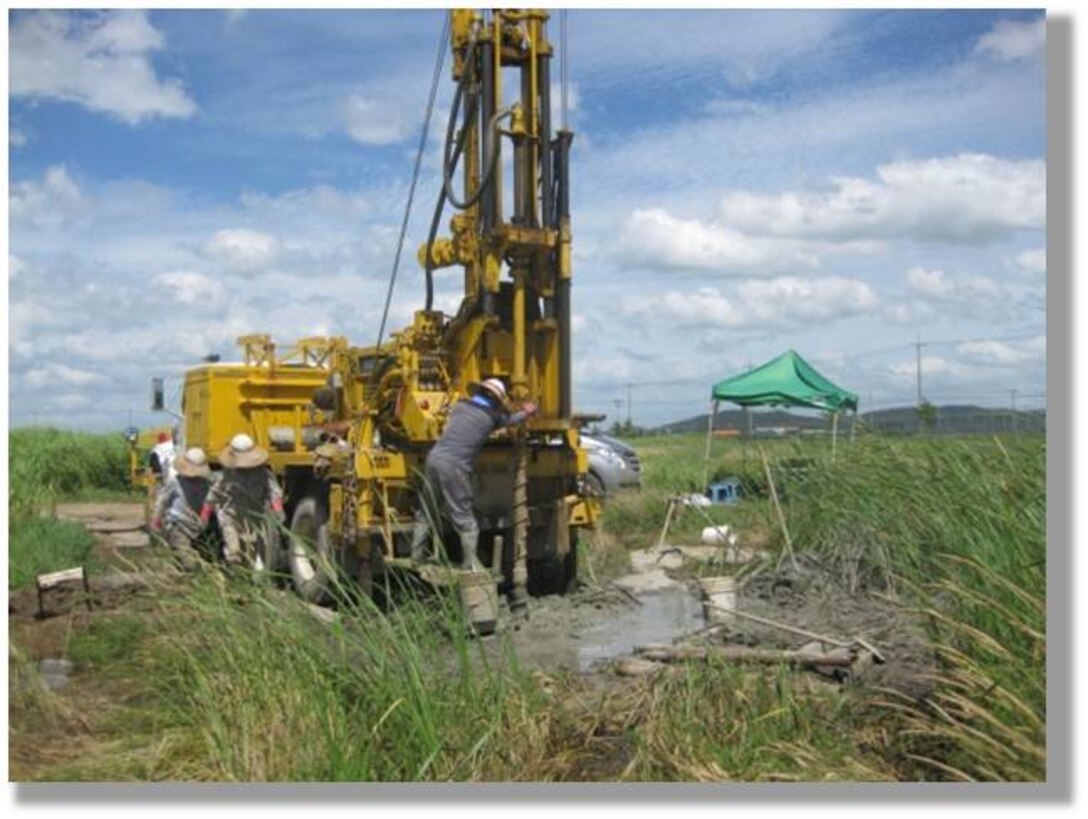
37,567,85,590
636,644,856,668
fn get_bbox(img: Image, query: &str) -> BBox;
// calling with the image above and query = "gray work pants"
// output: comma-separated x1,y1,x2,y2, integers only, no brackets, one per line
425,454,478,538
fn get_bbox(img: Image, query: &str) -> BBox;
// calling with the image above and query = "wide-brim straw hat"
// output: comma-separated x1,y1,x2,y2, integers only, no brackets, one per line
220,434,269,468
175,449,211,478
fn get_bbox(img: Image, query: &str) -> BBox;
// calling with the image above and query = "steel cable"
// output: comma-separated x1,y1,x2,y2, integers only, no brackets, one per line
374,12,450,353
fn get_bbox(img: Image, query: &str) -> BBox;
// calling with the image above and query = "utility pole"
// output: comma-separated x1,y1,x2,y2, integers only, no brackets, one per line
912,336,926,406
625,382,633,427
1009,388,1018,434
612,398,624,428
912,336,926,435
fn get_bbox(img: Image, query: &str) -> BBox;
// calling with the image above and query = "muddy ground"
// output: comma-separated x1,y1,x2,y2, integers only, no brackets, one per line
10,501,935,779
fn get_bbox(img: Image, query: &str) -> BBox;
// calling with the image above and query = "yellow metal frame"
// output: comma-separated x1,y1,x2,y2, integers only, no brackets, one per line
177,9,596,586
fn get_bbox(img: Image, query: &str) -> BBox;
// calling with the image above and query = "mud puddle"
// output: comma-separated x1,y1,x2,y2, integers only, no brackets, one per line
498,582,705,673
573,588,704,671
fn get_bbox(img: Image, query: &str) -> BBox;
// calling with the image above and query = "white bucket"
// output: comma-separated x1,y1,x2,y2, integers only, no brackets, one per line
700,525,733,545
458,571,498,635
698,575,738,624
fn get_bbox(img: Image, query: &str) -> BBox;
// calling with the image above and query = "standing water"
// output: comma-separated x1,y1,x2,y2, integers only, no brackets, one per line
574,586,705,671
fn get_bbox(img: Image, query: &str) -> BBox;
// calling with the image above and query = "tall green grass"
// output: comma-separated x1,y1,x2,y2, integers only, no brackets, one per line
8,517,97,589
12,430,1046,782
630,664,896,781
9,427,130,519
40,572,579,781
8,427,130,588
778,435,1046,781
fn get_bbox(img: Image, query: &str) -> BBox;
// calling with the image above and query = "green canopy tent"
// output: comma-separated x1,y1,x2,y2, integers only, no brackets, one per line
702,350,859,488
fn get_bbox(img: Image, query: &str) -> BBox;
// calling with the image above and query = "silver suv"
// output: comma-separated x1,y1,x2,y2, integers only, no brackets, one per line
581,433,642,496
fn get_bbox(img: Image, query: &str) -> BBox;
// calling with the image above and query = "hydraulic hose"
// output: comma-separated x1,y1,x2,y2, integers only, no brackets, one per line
423,44,475,310
424,38,508,310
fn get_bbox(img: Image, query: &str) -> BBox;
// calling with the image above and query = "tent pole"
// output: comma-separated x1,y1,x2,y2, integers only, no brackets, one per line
831,411,839,462
702,400,718,493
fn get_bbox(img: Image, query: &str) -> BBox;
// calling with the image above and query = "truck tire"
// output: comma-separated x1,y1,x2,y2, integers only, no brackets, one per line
259,518,288,577
288,498,339,604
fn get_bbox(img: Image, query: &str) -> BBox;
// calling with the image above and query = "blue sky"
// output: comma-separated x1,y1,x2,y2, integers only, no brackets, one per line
7,8,1047,430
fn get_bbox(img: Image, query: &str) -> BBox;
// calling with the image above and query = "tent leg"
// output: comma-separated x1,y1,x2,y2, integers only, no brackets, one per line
831,411,839,462
702,400,718,494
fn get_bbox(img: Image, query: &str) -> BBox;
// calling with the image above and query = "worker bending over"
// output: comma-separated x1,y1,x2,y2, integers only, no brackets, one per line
412,378,537,570
201,434,285,569
151,447,213,571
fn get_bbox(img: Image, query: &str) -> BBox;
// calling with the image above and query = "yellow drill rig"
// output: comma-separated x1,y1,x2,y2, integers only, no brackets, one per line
176,9,595,613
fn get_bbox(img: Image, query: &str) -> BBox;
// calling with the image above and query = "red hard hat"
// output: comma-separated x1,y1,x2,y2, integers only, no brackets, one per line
158,432,170,443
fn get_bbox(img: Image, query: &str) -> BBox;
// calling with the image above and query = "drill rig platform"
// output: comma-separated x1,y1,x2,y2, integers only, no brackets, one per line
178,9,595,617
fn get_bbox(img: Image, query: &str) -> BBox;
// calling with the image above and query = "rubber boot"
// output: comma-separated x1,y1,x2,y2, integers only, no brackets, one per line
409,518,430,562
459,530,483,572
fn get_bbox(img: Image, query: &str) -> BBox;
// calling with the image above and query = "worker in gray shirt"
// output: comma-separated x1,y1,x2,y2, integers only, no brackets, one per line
151,447,213,571
412,378,537,569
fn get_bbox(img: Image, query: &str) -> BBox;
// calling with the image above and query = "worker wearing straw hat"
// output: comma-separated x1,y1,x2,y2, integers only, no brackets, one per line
410,378,537,570
151,447,214,571
201,433,285,569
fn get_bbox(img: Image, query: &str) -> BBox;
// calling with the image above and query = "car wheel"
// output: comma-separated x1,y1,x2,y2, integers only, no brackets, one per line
586,471,606,498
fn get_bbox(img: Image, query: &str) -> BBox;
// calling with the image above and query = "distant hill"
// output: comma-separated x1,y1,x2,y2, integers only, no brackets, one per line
653,404,1046,436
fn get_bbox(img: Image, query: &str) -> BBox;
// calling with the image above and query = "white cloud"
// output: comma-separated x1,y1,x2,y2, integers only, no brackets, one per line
9,165,84,230
9,255,27,282
10,129,28,147
9,10,196,124
1016,247,1046,275
883,302,930,326
576,10,849,93
53,394,94,410
25,363,107,389
616,208,817,275
890,356,969,380
202,229,280,273
343,94,413,145
574,354,637,384
621,276,876,329
155,271,227,305
719,154,1044,245
973,18,1045,63
905,266,1000,302
957,336,1045,366
738,276,878,320
906,267,954,299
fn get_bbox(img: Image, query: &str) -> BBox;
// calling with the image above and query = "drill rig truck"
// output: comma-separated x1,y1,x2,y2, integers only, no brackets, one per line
175,8,595,614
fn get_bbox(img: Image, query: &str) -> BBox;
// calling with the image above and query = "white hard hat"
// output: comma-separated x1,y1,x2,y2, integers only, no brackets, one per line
230,433,255,452
479,378,507,401
185,447,207,466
